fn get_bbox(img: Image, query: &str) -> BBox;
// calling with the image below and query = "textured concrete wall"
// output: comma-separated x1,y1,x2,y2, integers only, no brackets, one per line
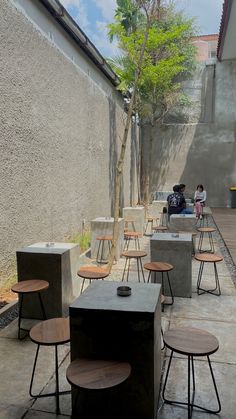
141,60,236,207
0,0,137,281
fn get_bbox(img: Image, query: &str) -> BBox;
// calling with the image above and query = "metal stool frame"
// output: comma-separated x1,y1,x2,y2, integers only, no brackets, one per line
29,343,70,415
197,261,221,296
122,255,146,283
147,270,174,306
96,238,112,264
198,230,215,253
123,233,140,251
18,292,47,340
162,351,221,419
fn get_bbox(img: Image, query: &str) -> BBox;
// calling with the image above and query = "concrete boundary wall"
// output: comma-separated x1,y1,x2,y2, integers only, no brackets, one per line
141,61,236,207
0,0,138,281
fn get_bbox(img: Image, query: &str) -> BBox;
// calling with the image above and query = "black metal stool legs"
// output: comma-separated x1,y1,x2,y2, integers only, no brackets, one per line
162,352,221,418
197,262,221,296
30,344,70,415
161,272,174,305
18,292,47,340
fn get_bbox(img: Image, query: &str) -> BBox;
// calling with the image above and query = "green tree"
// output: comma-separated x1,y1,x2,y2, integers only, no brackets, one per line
106,0,196,269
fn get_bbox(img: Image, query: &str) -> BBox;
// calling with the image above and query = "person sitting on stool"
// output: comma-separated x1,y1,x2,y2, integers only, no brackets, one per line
167,185,193,216
194,184,207,219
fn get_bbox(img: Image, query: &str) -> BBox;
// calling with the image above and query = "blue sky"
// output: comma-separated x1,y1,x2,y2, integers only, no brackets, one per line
60,0,224,57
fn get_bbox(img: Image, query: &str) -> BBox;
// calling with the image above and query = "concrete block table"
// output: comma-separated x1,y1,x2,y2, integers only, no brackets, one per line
154,191,172,201
16,242,80,319
122,206,145,235
91,217,124,261
169,214,197,232
150,233,192,297
69,280,161,419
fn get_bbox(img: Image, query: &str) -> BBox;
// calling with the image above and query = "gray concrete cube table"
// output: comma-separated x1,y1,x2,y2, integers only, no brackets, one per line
169,214,197,232
16,242,80,319
69,280,161,419
150,233,192,297
91,217,124,261
122,206,145,235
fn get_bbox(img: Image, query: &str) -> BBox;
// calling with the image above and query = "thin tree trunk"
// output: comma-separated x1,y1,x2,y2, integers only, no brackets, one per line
106,16,152,273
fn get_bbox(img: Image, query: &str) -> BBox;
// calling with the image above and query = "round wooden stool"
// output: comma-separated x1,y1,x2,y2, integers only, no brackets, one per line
152,225,168,233
96,235,113,264
121,250,147,282
194,253,223,296
77,266,109,294
197,227,216,253
29,317,70,415
11,279,49,340
144,262,174,306
162,327,221,418
66,358,131,416
124,231,141,250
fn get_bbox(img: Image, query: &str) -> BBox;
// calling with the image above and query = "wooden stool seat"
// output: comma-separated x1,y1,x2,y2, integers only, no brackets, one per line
194,253,223,296
77,266,109,294
30,317,70,346
194,253,223,263
144,262,173,272
96,235,113,241
152,226,168,232
12,279,49,294
67,358,131,390
29,317,70,415
162,327,221,418
122,250,147,282
124,231,141,238
144,262,174,306
77,266,109,280
11,279,49,340
122,250,147,259
197,227,216,233
164,327,219,356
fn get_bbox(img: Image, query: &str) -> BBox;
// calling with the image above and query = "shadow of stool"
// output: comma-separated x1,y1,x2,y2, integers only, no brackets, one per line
121,250,147,282
194,253,223,296
66,358,131,418
162,327,221,418
11,279,49,340
144,262,174,306
77,266,109,294
197,227,216,253
96,235,113,263
29,317,70,415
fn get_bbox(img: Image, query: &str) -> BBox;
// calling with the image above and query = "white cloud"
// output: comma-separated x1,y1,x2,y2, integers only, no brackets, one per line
90,20,119,57
60,0,90,31
92,0,116,22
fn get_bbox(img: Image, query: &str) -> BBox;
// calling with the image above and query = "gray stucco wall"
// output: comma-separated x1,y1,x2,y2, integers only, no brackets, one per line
0,0,138,281
141,60,236,207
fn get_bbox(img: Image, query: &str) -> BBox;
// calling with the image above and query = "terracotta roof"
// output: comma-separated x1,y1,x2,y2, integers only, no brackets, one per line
217,0,233,60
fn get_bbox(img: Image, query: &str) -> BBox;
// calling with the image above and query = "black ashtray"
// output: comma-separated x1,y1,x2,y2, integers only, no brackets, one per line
117,286,132,297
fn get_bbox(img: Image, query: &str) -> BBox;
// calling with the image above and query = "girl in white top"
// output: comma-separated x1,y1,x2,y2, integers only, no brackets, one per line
194,184,207,218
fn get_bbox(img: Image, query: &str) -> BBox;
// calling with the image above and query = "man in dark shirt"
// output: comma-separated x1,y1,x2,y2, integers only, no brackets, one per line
167,185,186,215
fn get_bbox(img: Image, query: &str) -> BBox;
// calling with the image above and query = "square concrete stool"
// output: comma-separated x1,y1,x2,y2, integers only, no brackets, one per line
162,327,221,419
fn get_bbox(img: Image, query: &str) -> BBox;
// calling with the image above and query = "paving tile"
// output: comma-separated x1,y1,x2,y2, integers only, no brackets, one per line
0,403,27,419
